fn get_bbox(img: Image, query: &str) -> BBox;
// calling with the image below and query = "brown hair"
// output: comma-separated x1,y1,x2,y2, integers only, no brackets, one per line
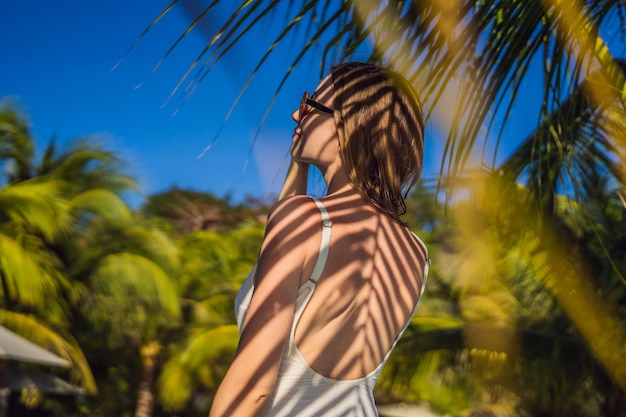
330,62,425,222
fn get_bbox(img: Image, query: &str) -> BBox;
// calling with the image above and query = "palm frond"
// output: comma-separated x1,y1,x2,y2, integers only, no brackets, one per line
158,324,239,410
0,103,35,181
143,0,626,188
0,179,71,240
0,234,58,307
88,253,180,319
68,189,132,221
39,138,138,195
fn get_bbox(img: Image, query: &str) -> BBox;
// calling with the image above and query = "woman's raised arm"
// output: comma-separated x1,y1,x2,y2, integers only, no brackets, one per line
278,160,309,200
209,196,319,417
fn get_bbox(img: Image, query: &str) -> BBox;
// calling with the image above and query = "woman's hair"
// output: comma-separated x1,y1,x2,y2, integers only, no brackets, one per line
330,62,425,222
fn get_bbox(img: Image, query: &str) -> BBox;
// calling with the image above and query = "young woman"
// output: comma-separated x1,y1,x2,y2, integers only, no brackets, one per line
209,62,430,417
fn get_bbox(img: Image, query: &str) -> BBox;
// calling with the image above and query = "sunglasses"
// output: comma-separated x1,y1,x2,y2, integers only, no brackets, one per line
299,91,334,121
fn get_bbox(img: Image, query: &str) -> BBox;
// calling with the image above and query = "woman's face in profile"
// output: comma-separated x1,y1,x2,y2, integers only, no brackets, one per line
290,75,338,167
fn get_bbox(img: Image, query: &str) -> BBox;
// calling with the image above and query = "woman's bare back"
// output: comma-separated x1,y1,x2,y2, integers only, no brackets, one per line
294,194,428,380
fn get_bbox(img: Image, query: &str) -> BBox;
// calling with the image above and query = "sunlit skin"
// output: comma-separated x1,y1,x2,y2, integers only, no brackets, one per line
209,75,428,417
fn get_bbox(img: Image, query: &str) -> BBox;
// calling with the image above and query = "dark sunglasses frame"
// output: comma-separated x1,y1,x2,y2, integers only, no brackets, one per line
300,91,333,120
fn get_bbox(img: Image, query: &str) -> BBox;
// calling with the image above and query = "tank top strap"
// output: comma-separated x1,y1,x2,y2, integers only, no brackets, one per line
290,197,332,340
309,197,332,283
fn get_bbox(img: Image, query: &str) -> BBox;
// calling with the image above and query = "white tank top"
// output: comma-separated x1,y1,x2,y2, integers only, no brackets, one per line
234,198,429,416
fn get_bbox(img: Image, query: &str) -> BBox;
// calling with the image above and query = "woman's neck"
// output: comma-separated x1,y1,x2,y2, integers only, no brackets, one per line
323,165,354,196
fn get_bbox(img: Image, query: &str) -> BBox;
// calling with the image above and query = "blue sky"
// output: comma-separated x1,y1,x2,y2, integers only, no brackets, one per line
4,1,623,207
2,0,338,205
0,0,518,206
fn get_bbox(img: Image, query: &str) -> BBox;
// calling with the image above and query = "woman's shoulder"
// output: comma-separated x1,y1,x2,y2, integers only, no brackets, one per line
264,195,324,237
257,196,326,272
267,195,320,222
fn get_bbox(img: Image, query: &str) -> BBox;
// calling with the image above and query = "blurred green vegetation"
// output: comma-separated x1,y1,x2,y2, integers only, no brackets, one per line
0,102,267,416
1,98,624,416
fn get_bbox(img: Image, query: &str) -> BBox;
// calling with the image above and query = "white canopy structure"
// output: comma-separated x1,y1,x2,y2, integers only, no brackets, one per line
0,325,69,367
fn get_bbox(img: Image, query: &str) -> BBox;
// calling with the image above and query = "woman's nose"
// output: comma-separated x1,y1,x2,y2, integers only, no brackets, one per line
291,109,300,123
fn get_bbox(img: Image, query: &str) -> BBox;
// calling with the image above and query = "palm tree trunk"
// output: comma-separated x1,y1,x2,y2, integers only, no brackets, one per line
134,340,161,417
0,388,9,417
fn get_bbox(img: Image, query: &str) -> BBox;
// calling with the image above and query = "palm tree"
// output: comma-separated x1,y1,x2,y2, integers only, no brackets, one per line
0,180,98,391
1,102,184,416
157,224,265,413
0,105,98,395
380,170,625,416
498,67,626,415
72,216,181,417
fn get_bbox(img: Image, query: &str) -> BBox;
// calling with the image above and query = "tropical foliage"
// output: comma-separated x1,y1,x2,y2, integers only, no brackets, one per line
0,101,270,416
2,0,626,416
383,168,626,416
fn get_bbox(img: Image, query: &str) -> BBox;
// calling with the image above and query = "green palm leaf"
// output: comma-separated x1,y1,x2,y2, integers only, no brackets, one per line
0,103,35,181
158,325,239,410
38,139,137,195
68,189,132,220
0,179,70,240
0,234,57,307
140,1,625,188
89,253,180,318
